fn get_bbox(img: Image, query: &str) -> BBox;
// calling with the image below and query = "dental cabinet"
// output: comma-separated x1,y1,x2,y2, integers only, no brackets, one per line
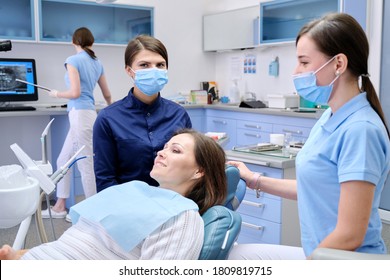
260,0,367,45
203,0,367,51
225,150,300,246
0,0,153,44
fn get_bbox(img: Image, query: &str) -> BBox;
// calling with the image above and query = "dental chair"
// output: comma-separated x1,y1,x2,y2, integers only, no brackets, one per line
198,165,246,260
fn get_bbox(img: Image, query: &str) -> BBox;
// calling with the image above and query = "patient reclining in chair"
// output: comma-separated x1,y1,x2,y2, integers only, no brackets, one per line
0,129,227,260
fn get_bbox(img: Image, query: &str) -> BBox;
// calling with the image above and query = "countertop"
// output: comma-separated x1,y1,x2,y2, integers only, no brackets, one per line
182,103,324,119
0,103,324,119
225,149,296,169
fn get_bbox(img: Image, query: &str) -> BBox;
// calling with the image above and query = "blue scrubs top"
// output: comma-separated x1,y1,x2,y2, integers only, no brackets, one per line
93,89,192,192
296,92,390,256
64,51,104,110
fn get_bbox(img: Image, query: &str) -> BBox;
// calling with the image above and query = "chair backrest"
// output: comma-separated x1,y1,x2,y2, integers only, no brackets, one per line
198,165,246,260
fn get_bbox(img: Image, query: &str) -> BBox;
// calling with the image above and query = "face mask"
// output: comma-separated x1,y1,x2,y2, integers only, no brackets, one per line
131,68,168,96
293,56,339,105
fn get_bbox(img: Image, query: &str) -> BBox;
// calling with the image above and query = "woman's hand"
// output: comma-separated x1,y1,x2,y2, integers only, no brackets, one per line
226,160,254,183
0,245,25,260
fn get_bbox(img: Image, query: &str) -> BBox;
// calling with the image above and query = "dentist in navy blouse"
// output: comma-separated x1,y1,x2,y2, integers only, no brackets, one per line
93,35,192,192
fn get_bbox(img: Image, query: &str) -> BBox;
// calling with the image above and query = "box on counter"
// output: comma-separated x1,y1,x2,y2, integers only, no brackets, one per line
267,94,299,109
190,90,208,104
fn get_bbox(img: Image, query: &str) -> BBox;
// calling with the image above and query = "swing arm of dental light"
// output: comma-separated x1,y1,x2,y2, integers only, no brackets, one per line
10,144,86,194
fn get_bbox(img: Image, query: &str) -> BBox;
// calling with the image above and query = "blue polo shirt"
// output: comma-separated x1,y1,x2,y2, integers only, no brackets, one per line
93,89,192,192
64,51,104,110
296,92,390,256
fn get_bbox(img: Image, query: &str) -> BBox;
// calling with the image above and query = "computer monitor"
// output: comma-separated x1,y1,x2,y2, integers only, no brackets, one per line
0,58,38,103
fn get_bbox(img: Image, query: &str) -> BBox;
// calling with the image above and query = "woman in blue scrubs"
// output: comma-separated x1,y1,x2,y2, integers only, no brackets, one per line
93,35,192,192
228,13,390,259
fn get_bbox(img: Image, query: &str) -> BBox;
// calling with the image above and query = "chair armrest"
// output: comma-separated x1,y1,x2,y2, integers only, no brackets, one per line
311,248,390,260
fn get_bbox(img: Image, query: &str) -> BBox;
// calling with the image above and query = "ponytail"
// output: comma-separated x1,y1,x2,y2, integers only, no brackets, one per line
362,76,390,139
84,47,97,59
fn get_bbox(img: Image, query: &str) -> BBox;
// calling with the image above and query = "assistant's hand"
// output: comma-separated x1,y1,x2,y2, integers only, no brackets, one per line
49,89,59,98
226,160,254,183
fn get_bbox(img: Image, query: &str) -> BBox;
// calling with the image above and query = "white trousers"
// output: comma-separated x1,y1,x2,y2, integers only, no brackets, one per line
56,109,97,199
228,243,306,260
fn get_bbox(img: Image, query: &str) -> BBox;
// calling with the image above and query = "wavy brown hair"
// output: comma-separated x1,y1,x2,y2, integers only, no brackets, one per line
173,129,227,215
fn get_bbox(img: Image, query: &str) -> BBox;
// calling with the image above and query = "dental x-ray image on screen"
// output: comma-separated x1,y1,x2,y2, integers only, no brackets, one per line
0,58,38,103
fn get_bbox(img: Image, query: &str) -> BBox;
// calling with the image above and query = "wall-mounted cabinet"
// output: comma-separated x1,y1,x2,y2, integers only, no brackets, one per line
260,0,339,45
0,0,35,41
0,0,153,45
203,5,259,52
39,0,154,44
260,0,367,46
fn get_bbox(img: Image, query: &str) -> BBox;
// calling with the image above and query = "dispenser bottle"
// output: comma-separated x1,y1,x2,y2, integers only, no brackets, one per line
229,79,240,104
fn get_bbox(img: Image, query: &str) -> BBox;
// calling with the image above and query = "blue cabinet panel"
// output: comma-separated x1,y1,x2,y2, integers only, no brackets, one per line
39,0,153,44
0,0,35,40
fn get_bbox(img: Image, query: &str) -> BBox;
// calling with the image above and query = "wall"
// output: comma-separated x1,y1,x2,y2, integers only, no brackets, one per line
211,0,383,105
4,0,217,106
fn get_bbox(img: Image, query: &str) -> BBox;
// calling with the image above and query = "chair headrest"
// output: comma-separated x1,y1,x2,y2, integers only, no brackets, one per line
224,165,246,211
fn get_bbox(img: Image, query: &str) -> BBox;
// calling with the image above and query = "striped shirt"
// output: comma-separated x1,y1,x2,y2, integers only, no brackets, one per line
21,210,203,260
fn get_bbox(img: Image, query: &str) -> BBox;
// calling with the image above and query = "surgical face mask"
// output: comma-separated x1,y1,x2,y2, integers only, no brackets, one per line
131,67,168,96
293,56,339,105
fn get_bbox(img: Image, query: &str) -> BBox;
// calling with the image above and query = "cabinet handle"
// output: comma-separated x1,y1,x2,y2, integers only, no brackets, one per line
244,124,261,129
244,133,261,138
212,120,227,125
242,200,264,208
242,222,264,231
282,129,303,135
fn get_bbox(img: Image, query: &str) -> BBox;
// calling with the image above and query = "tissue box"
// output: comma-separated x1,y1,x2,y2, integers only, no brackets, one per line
267,94,299,109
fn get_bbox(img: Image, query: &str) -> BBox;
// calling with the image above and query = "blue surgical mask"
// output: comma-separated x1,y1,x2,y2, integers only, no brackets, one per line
293,56,339,105
131,67,168,96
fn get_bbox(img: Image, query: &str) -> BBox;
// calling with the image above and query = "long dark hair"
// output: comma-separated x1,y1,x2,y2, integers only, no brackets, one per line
124,35,168,68
173,129,227,215
72,27,97,59
296,13,390,138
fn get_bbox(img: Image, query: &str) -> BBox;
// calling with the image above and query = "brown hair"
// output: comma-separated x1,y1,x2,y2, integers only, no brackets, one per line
124,35,168,68
296,13,389,138
72,27,96,59
173,129,227,215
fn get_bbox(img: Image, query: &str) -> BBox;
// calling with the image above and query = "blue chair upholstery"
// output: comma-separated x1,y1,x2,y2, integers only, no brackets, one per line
199,165,246,260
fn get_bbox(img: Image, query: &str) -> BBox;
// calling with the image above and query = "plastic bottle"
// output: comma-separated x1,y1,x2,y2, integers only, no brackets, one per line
283,132,292,156
229,79,240,104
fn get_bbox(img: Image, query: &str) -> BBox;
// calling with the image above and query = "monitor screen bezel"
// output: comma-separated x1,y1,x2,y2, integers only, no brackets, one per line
0,58,38,103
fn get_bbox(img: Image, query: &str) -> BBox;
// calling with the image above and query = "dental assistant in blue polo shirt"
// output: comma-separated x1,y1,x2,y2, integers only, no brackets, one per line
228,13,390,260
93,35,192,192
42,27,112,220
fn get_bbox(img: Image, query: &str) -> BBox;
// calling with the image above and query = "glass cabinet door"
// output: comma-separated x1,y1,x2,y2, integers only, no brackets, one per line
0,0,35,41
260,0,339,44
39,0,154,44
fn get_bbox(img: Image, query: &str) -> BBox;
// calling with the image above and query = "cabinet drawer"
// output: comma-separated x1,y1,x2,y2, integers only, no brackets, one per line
237,195,281,223
237,214,281,244
237,120,272,132
273,124,312,141
236,128,269,146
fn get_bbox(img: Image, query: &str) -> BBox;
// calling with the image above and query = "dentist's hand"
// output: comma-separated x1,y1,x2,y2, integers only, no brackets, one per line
49,89,59,98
